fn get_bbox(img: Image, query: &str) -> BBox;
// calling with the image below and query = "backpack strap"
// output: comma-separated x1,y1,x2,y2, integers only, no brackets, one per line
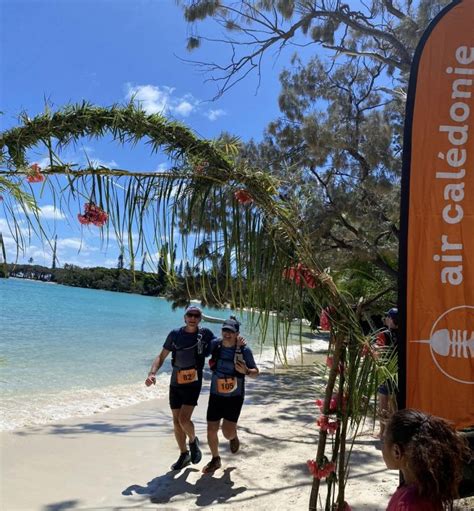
194,328,206,369
208,340,223,371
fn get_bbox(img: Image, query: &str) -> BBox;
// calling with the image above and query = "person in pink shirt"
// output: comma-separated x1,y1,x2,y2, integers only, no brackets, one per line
382,409,470,511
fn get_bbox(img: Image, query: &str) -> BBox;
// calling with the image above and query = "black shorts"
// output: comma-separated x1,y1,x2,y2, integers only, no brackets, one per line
169,383,202,409
206,393,244,423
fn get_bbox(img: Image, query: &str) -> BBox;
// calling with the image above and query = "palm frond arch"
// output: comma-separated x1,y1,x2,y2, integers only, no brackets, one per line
0,103,392,510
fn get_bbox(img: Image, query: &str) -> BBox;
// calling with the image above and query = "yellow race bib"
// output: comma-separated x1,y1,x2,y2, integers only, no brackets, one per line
177,368,198,384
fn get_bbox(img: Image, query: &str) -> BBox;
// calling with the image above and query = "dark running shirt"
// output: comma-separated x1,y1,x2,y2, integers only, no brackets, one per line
209,340,256,398
163,327,216,387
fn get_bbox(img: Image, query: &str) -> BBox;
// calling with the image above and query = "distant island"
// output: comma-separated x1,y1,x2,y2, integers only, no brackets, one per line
6,263,167,296
3,263,321,328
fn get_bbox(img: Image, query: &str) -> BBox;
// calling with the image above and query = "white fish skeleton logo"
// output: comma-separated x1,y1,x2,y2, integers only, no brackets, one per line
412,305,474,384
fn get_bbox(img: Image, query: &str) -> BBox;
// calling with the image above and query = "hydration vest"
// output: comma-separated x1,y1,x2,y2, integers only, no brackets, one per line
170,328,206,370
208,340,244,379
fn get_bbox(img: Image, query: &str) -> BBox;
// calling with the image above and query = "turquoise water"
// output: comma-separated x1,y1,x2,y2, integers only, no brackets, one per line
0,278,326,430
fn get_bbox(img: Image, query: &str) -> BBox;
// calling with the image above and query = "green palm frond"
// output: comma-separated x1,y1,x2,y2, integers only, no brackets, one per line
1,102,398,511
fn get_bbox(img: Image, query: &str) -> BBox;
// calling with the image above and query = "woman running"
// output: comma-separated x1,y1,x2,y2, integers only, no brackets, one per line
202,317,259,473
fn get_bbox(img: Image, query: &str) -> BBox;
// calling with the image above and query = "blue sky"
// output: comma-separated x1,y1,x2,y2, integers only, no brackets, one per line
1,0,309,269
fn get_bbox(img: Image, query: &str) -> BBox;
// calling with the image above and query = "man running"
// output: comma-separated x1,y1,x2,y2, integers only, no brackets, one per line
145,305,216,470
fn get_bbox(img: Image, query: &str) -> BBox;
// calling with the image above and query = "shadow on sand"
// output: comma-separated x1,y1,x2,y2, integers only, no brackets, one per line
123,466,246,507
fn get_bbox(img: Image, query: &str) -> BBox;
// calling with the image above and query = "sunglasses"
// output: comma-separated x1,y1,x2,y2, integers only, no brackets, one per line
186,313,201,318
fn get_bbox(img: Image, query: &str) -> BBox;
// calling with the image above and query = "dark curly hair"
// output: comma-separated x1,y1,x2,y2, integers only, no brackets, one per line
385,409,471,507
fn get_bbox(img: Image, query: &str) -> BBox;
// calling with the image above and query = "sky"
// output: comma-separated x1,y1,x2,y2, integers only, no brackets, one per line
0,0,311,269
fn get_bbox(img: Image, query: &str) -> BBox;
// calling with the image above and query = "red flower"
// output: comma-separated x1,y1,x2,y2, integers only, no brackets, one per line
234,189,253,205
326,356,344,374
327,420,339,435
282,263,317,289
315,398,324,411
343,502,352,511
317,415,329,431
307,459,336,479
307,459,318,477
26,163,45,183
319,309,331,330
78,202,108,227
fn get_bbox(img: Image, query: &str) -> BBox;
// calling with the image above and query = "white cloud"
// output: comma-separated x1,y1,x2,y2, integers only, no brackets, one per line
205,109,226,121
90,158,118,169
125,84,199,117
35,156,53,168
11,204,66,221
38,205,66,221
174,100,193,117
56,238,85,251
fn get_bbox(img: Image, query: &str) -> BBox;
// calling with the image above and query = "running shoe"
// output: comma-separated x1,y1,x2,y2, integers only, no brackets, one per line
171,451,191,470
202,456,222,473
230,436,240,453
189,436,202,464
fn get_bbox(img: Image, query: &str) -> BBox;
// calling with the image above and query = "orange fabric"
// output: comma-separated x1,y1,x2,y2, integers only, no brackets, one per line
406,0,474,428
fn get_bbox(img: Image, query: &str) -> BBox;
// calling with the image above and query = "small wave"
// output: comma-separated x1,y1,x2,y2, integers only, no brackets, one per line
0,373,170,431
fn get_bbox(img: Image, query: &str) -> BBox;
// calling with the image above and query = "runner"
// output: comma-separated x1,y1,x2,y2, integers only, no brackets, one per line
376,307,399,439
145,305,215,470
202,317,259,473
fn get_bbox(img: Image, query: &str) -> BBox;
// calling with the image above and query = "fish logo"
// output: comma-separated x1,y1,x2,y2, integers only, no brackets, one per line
412,305,474,384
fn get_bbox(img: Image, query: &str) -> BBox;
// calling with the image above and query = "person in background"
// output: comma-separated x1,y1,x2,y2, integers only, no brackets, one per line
202,317,259,473
145,305,216,470
376,307,399,439
383,408,470,510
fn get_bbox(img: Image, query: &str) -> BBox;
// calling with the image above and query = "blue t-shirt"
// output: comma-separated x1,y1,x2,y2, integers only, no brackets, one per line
209,340,256,398
163,327,216,387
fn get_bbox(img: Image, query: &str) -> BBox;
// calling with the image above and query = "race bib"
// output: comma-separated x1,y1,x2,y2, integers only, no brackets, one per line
177,368,198,384
217,377,237,394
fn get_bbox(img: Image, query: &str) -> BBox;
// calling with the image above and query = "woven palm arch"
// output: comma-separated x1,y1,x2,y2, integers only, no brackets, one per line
0,103,395,510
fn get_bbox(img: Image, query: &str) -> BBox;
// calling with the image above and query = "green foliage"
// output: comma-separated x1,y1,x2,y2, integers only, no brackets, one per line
1,101,398,511
7,264,168,296
186,36,201,50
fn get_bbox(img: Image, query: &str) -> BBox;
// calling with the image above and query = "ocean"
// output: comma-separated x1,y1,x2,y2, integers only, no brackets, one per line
0,278,327,430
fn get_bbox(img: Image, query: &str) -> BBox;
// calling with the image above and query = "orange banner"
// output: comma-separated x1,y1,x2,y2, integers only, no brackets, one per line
400,0,474,429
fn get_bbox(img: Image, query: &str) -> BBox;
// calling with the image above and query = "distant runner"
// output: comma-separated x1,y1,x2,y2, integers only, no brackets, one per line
376,307,399,439
202,318,259,473
145,305,216,470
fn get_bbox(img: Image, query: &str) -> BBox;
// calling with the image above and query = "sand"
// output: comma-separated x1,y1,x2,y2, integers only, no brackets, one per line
1,358,472,511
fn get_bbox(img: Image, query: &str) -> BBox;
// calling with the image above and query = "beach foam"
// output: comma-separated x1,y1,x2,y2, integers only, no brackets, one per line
0,373,170,431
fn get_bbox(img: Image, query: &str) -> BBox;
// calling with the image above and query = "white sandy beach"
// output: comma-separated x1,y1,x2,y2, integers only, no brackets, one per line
1,360,472,511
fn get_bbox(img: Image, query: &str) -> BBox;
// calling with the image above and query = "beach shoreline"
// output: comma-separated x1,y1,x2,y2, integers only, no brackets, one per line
1,353,400,511
2,347,472,511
